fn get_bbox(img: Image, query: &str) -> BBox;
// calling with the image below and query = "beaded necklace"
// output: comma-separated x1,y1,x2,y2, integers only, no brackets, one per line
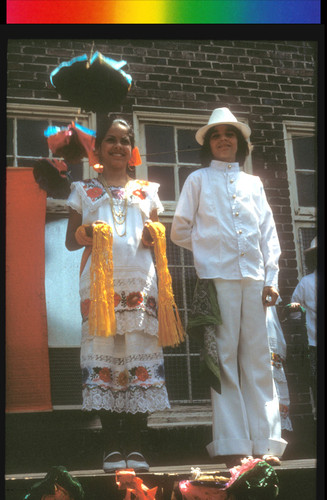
98,174,129,237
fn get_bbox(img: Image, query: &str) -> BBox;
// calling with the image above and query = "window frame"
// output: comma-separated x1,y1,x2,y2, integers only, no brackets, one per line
134,109,253,216
283,120,316,278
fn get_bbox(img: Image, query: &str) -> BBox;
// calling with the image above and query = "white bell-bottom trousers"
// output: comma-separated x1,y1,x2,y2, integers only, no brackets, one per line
206,278,288,458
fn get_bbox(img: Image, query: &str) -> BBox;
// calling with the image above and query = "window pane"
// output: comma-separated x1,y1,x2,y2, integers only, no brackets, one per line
166,223,182,265
177,129,201,164
293,136,315,171
17,119,49,157
299,227,316,252
184,266,198,312
296,172,316,207
190,356,211,400
164,355,189,401
183,248,195,266
53,120,73,128
145,124,175,163
148,165,175,200
179,166,198,191
17,158,39,167
7,118,14,155
170,266,185,311
7,156,14,167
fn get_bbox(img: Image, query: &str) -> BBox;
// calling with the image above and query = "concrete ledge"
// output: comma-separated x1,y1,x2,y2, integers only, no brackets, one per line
147,405,212,428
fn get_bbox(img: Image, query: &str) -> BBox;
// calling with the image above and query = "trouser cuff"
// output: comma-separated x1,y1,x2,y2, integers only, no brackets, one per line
252,438,288,457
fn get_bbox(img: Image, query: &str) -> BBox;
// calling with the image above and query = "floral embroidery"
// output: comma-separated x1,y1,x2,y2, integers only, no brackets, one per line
135,180,150,187
126,291,143,308
82,290,156,319
132,188,146,200
117,370,130,387
98,367,112,383
81,299,90,321
110,187,125,200
271,352,283,369
134,366,150,382
279,403,290,419
146,296,156,311
83,184,104,201
82,361,167,397
114,293,122,307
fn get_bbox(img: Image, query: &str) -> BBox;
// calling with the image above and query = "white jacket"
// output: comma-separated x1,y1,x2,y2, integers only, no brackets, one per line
171,160,280,287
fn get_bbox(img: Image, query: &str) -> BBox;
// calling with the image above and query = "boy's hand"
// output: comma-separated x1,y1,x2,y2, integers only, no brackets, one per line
262,286,279,306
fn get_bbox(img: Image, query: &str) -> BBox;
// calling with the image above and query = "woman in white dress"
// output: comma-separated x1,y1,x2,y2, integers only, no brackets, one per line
65,115,170,472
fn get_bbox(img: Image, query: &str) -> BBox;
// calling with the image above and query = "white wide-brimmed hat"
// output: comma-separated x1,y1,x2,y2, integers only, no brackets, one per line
195,107,252,145
304,236,317,253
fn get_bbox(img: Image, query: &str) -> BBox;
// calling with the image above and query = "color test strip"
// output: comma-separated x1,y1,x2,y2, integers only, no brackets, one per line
6,1,321,24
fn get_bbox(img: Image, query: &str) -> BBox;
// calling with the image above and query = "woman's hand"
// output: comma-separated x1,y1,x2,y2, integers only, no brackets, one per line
262,286,279,306
142,220,154,247
85,220,107,237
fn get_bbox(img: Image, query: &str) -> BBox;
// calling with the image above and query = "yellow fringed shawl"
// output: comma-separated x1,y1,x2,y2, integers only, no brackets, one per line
75,221,184,345
145,221,185,347
88,223,116,337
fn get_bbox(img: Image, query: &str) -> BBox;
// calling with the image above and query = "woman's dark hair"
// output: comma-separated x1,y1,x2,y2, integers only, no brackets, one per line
95,113,135,149
200,125,250,167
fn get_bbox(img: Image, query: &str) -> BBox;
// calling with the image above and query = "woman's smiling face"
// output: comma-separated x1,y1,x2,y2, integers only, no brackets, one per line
209,124,238,162
98,121,132,171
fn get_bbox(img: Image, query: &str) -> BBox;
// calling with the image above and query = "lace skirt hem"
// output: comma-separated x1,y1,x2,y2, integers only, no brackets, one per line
82,385,171,413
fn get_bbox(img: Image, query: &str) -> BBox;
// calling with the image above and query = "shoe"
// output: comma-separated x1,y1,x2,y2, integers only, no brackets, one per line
262,455,281,466
103,451,126,473
126,452,149,472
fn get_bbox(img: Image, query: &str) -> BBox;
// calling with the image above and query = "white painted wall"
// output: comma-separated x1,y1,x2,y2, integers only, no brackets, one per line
45,219,83,347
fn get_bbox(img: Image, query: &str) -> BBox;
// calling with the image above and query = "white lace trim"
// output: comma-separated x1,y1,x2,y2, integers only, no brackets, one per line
82,386,171,413
81,312,158,339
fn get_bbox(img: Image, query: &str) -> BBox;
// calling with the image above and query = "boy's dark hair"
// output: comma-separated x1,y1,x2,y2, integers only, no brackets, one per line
305,248,317,274
95,113,135,150
200,125,250,167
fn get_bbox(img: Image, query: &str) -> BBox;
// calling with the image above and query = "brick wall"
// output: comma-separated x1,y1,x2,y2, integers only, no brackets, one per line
7,39,317,429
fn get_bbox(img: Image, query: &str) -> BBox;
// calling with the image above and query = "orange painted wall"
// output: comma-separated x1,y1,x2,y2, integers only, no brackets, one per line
6,168,52,412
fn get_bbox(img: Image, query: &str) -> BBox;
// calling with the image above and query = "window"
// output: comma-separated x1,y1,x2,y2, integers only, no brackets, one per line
6,104,96,198
284,121,317,277
135,110,252,404
135,110,252,215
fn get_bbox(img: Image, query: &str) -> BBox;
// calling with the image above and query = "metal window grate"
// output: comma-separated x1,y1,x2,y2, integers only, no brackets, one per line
163,222,211,404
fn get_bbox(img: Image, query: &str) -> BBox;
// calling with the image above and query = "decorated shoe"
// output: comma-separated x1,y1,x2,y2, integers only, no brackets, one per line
103,451,126,473
126,452,150,472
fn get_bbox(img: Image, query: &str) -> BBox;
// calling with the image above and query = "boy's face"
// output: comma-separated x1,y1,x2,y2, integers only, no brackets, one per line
209,125,238,163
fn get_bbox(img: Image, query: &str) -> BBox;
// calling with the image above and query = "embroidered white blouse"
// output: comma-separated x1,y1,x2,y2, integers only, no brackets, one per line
171,160,281,287
67,177,164,337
